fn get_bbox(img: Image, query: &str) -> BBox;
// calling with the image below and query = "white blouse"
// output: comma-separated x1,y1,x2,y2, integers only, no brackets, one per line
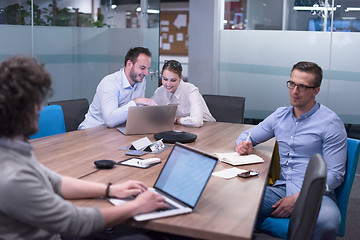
152,80,215,127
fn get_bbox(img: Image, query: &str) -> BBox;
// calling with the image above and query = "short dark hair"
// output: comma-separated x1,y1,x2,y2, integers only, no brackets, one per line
124,47,152,66
291,61,323,87
162,60,182,78
0,56,52,138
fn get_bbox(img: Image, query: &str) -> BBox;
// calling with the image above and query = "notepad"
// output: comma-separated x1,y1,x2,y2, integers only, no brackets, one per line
212,167,248,179
214,152,264,166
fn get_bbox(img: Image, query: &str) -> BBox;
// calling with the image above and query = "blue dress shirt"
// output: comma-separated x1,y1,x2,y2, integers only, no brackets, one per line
79,68,146,129
236,103,347,196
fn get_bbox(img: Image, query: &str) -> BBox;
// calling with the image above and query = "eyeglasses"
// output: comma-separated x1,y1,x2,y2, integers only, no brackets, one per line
164,60,182,69
286,80,318,92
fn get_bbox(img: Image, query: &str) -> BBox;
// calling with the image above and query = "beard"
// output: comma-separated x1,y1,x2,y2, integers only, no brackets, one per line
129,66,144,83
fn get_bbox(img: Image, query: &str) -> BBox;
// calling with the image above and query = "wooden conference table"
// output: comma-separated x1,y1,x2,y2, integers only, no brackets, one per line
31,122,275,240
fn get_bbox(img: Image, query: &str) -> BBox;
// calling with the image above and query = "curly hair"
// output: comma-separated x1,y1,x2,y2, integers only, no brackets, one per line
0,56,53,138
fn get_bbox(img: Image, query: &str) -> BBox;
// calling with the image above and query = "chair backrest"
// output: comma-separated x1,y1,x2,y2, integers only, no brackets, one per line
288,153,327,240
30,105,66,139
347,124,360,139
202,94,245,123
335,138,360,236
48,98,89,132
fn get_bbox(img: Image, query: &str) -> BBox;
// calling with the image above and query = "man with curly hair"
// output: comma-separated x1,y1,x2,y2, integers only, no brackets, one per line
0,56,168,240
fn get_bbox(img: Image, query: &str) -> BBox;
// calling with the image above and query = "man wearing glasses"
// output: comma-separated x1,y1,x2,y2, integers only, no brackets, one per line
79,47,157,129
235,61,347,240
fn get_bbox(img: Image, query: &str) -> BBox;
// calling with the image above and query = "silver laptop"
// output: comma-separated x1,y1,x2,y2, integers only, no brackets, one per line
109,143,218,221
117,104,178,135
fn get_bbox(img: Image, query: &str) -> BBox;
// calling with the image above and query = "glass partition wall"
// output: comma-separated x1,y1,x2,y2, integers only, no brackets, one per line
220,0,360,124
0,0,160,102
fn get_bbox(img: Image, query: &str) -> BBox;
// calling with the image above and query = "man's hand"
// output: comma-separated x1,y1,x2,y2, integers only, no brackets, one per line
133,190,169,215
271,192,300,218
235,141,253,155
133,97,157,106
109,180,148,199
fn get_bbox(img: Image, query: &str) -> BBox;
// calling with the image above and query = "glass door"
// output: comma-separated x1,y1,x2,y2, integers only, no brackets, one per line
141,0,161,97
107,0,161,98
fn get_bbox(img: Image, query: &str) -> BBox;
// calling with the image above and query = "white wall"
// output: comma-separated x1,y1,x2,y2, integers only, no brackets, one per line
187,0,360,124
218,30,360,123
0,25,147,102
188,0,218,94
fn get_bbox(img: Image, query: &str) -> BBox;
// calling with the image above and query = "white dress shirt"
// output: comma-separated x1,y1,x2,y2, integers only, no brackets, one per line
152,80,215,127
79,68,146,129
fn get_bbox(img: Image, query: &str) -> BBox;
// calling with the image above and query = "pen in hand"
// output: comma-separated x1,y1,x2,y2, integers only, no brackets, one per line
245,132,251,143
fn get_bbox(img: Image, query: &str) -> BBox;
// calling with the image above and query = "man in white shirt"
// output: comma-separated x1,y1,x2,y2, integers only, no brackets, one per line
79,47,157,129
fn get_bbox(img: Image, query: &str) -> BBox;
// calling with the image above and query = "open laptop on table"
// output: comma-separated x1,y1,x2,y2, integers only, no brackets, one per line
109,142,218,221
117,104,177,135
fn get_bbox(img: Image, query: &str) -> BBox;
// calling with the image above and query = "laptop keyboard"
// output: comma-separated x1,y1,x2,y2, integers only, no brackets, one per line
126,195,178,212
157,201,178,212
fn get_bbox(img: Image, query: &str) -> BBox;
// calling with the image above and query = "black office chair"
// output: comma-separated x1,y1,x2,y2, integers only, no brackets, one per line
202,94,245,123
287,153,327,240
253,154,327,240
347,124,360,140
48,98,89,132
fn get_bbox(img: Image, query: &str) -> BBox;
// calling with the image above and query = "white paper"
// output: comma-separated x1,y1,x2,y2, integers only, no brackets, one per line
161,26,169,32
214,152,264,166
160,20,170,26
169,35,174,43
132,137,152,150
173,14,187,29
162,33,168,39
162,43,171,50
212,167,248,179
137,158,161,165
176,33,183,41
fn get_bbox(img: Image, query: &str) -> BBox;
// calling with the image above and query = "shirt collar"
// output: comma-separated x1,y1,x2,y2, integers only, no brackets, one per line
167,80,184,100
120,68,141,90
291,102,320,120
0,137,33,154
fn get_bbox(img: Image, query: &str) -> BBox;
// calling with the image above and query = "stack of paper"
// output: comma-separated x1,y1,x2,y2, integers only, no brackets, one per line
214,152,264,166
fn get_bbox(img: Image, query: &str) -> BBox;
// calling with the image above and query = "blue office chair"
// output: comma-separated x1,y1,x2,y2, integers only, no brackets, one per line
335,138,360,236
259,138,360,239
48,98,89,132
30,105,66,139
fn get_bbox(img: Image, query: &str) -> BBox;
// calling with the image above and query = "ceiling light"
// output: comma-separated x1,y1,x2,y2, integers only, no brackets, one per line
345,7,360,12
293,6,337,11
147,9,159,14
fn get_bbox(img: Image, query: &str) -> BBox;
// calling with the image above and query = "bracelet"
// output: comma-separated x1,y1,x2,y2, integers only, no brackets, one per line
105,182,112,198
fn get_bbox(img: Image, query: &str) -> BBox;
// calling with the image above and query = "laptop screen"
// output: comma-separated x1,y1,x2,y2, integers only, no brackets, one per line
154,144,217,208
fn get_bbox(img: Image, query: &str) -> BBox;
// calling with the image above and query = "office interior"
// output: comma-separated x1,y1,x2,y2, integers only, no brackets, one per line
0,0,359,239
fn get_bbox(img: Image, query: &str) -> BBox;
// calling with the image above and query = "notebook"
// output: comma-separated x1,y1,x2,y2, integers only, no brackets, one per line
117,104,178,135
109,143,218,221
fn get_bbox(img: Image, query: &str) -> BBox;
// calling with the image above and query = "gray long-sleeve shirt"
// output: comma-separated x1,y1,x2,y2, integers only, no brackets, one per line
0,138,105,240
